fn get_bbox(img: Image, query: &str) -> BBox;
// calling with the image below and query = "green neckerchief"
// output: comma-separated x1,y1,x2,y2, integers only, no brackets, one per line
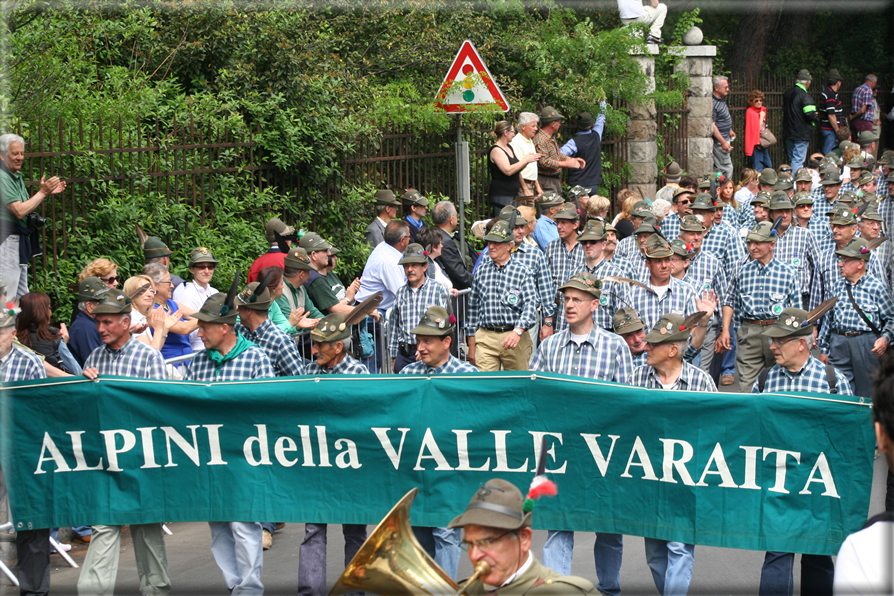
207,332,256,374
796,82,808,93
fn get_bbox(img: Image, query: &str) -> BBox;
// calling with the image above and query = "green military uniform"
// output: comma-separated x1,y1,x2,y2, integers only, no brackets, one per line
276,246,325,321
458,557,595,596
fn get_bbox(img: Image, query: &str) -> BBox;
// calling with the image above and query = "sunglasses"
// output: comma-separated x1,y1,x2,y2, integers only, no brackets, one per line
100,275,119,284
581,240,604,246
192,263,216,270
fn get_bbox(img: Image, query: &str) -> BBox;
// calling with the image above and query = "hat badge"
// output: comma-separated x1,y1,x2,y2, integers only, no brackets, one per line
198,247,209,254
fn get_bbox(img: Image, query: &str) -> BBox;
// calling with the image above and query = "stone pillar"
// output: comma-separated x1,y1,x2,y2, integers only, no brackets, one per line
627,46,659,200
672,46,717,181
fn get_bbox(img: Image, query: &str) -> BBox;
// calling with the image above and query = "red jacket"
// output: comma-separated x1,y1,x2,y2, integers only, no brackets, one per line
744,105,767,157
247,251,286,283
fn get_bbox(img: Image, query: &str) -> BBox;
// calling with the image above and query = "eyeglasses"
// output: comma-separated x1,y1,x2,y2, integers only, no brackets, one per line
769,337,799,347
193,263,216,270
580,240,604,246
159,280,174,286
460,530,516,552
100,275,119,284
677,199,691,205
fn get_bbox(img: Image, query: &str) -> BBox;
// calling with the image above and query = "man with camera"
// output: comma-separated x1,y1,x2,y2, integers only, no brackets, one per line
0,133,66,300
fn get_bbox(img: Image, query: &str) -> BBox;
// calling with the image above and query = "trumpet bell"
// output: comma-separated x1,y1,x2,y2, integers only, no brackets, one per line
329,488,460,596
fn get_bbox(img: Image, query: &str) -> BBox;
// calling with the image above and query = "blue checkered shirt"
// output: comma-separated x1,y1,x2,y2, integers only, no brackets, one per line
306,354,369,375
627,253,650,284
531,325,633,383
513,242,556,319
685,250,728,312
739,205,757,231
660,212,681,242
725,258,800,328
701,223,745,271
1,346,47,381
810,246,885,311
84,336,166,379
797,216,834,256
236,319,306,377
877,172,888,198
841,181,856,194
614,235,637,262
543,239,586,298
752,356,852,395
387,279,449,357
878,194,894,234
631,361,718,392
184,343,275,381
399,355,478,375
556,258,623,331
773,226,820,294
630,350,648,368
817,273,894,353
720,204,741,229
621,276,699,334
468,254,538,332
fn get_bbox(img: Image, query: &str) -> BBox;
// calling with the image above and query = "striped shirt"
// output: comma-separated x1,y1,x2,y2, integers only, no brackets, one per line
84,336,166,380
621,276,699,334
752,356,852,395
533,129,564,177
557,258,623,331
1,346,46,381
400,355,478,375
306,355,369,375
236,318,306,377
631,362,718,392
614,235,638,262
513,242,556,319
810,246,885,311
184,344,275,381
773,226,820,294
685,250,728,316
531,325,633,383
387,279,449,357
725,258,800,329
468,255,538,332
701,224,745,272
818,273,894,353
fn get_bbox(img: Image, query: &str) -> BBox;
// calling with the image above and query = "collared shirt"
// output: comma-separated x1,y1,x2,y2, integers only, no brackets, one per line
773,225,820,294
509,133,539,181
184,343,275,382
752,356,853,395
387,279,449,357
720,202,742,229
797,215,834,256
725,257,800,328
236,318,306,376
173,281,219,351
357,241,407,310
819,85,843,130
630,350,648,368
685,250,728,314
513,241,556,319
1,345,46,381
532,216,559,250
632,361,718,392
660,211,681,241
818,273,894,353
557,258,622,331
533,129,563,176
810,245,886,311
306,354,369,375
614,234,638,262
84,336,166,379
543,239,585,301
701,223,746,272
0,164,29,224
468,255,537,332
399,355,478,375
531,325,633,383
851,83,874,122
622,276,699,334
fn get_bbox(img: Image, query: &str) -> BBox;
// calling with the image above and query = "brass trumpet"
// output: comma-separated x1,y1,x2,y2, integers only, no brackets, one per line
329,488,486,596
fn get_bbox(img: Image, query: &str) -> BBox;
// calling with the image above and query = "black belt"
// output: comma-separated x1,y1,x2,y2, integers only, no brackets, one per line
539,173,559,178
482,325,515,333
833,329,872,337
399,343,418,357
742,319,776,326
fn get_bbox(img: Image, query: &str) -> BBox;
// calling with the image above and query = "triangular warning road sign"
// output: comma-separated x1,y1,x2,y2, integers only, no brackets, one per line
434,40,510,113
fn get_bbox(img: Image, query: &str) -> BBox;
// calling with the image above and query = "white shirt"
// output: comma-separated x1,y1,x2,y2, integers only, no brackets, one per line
431,260,453,291
172,281,219,351
356,242,407,311
509,134,538,182
618,0,645,19
129,309,152,341
484,551,534,592
833,520,894,595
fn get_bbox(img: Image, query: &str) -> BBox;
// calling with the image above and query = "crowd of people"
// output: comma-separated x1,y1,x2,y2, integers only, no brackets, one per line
1,70,893,594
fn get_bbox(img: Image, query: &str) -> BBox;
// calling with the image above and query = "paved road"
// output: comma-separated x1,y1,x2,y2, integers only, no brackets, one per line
2,456,888,596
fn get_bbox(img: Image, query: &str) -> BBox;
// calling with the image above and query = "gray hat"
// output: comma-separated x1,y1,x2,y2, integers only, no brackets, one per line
767,191,795,211
499,205,528,226
566,185,592,201
857,131,879,147
537,191,564,208
483,220,514,243
820,170,843,185
762,307,814,338
299,232,332,253
793,192,814,206
310,313,351,343
827,69,843,82
398,243,429,265
235,280,273,311
188,247,219,267
374,189,400,206
794,168,813,183
663,161,683,180
634,214,661,235
401,189,429,208
0,310,14,329
284,246,316,271
745,221,778,242
690,193,717,212
796,69,812,81
577,219,608,242
643,233,673,259
410,306,455,337
539,106,564,124
759,168,778,186
751,190,772,206
143,236,173,261
613,307,644,334
558,272,602,299
644,313,693,344
829,207,859,226
448,478,532,530
836,237,876,261
855,171,876,187
670,238,695,258
680,214,706,232
91,292,133,315
264,217,295,243
554,202,580,220
78,277,110,302
878,150,894,165
192,293,238,325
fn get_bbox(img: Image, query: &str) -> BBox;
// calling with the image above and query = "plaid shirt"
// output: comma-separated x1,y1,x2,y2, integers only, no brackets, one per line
468,255,538,332
851,82,874,121
543,239,586,298
631,361,718,392
818,273,894,352
306,354,369,375
720,204,741,229
532,325,633,383
660,212,681,242
236,319,306,377
387,279,449,357
615,235,637,261
810,246,885,310
773,226,820,294
876,174,889,205
878,193,894,234
685,250,728,316
400,355,478,375
752,356,853,395
184,343,275,381
1,346,46,381
533,129,563,176
797,215,834,256
513,241,557,319
622,276,699,334
701,224,745,272
630,350,648,368
84,336,166,379
725,258,800,328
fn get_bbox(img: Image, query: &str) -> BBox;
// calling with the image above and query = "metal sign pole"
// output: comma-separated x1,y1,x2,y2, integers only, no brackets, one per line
455,115,470,254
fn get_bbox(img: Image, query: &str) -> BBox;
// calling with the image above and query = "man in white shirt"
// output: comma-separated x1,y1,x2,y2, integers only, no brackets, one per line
618,0,668,45
510,112,542,199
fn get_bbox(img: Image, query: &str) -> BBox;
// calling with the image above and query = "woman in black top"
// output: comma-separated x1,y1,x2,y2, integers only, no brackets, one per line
488,120,540,217
15,291,70,371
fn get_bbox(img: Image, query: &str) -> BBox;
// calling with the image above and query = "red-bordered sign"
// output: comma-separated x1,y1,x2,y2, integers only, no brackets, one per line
434,40,510,113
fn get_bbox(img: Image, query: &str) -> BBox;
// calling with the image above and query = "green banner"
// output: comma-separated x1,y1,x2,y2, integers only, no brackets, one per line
1,373,875,555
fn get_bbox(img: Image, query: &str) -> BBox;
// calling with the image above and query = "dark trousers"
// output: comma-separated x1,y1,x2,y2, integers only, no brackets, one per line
887,469,894,512
759,552,833,596
393,349,416,373
16,529,51,596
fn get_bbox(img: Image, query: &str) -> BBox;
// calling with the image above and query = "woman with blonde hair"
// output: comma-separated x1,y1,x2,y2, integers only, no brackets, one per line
123,275,182,351
611,190,643,240
586,195,611,221
78,258,119,289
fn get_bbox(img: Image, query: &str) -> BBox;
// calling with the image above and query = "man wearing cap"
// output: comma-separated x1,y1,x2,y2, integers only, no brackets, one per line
656,161,684,205
402,189,429,243
467,220,538,371
815,237,893,399
235,279,305,378
766,191,820,309
559,220,622,331
77,292,171,596
299,312,368,596
532,192,565,250
184,289,274,595
365,189,400,247
543,202,585,294
531,272,631,593
68,276,110,367
449,478,596,596
753,307,851,596
613,307,649,367
782,70,819,172
712,75,735,180
247,217,295,283
613,202,654,263
819,70,844,154
143,234,184,289
0,309,51,594
792,191,831,256
842,155,867,194
850,74,878,137
718,221,800,392
659,186,694,242
174,247,220,351
876,149,893,201
510,112,544,200
387,243,449,372
561,104,607,195
618,213,661,283
534,107,585,196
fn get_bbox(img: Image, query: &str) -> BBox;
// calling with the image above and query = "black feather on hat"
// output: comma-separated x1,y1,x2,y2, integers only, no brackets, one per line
274,230,290,255
770,216,783,237
221,272,240,315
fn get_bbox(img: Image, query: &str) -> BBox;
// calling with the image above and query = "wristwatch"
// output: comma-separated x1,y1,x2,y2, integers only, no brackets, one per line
513,328,524,336
543,319,554,327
